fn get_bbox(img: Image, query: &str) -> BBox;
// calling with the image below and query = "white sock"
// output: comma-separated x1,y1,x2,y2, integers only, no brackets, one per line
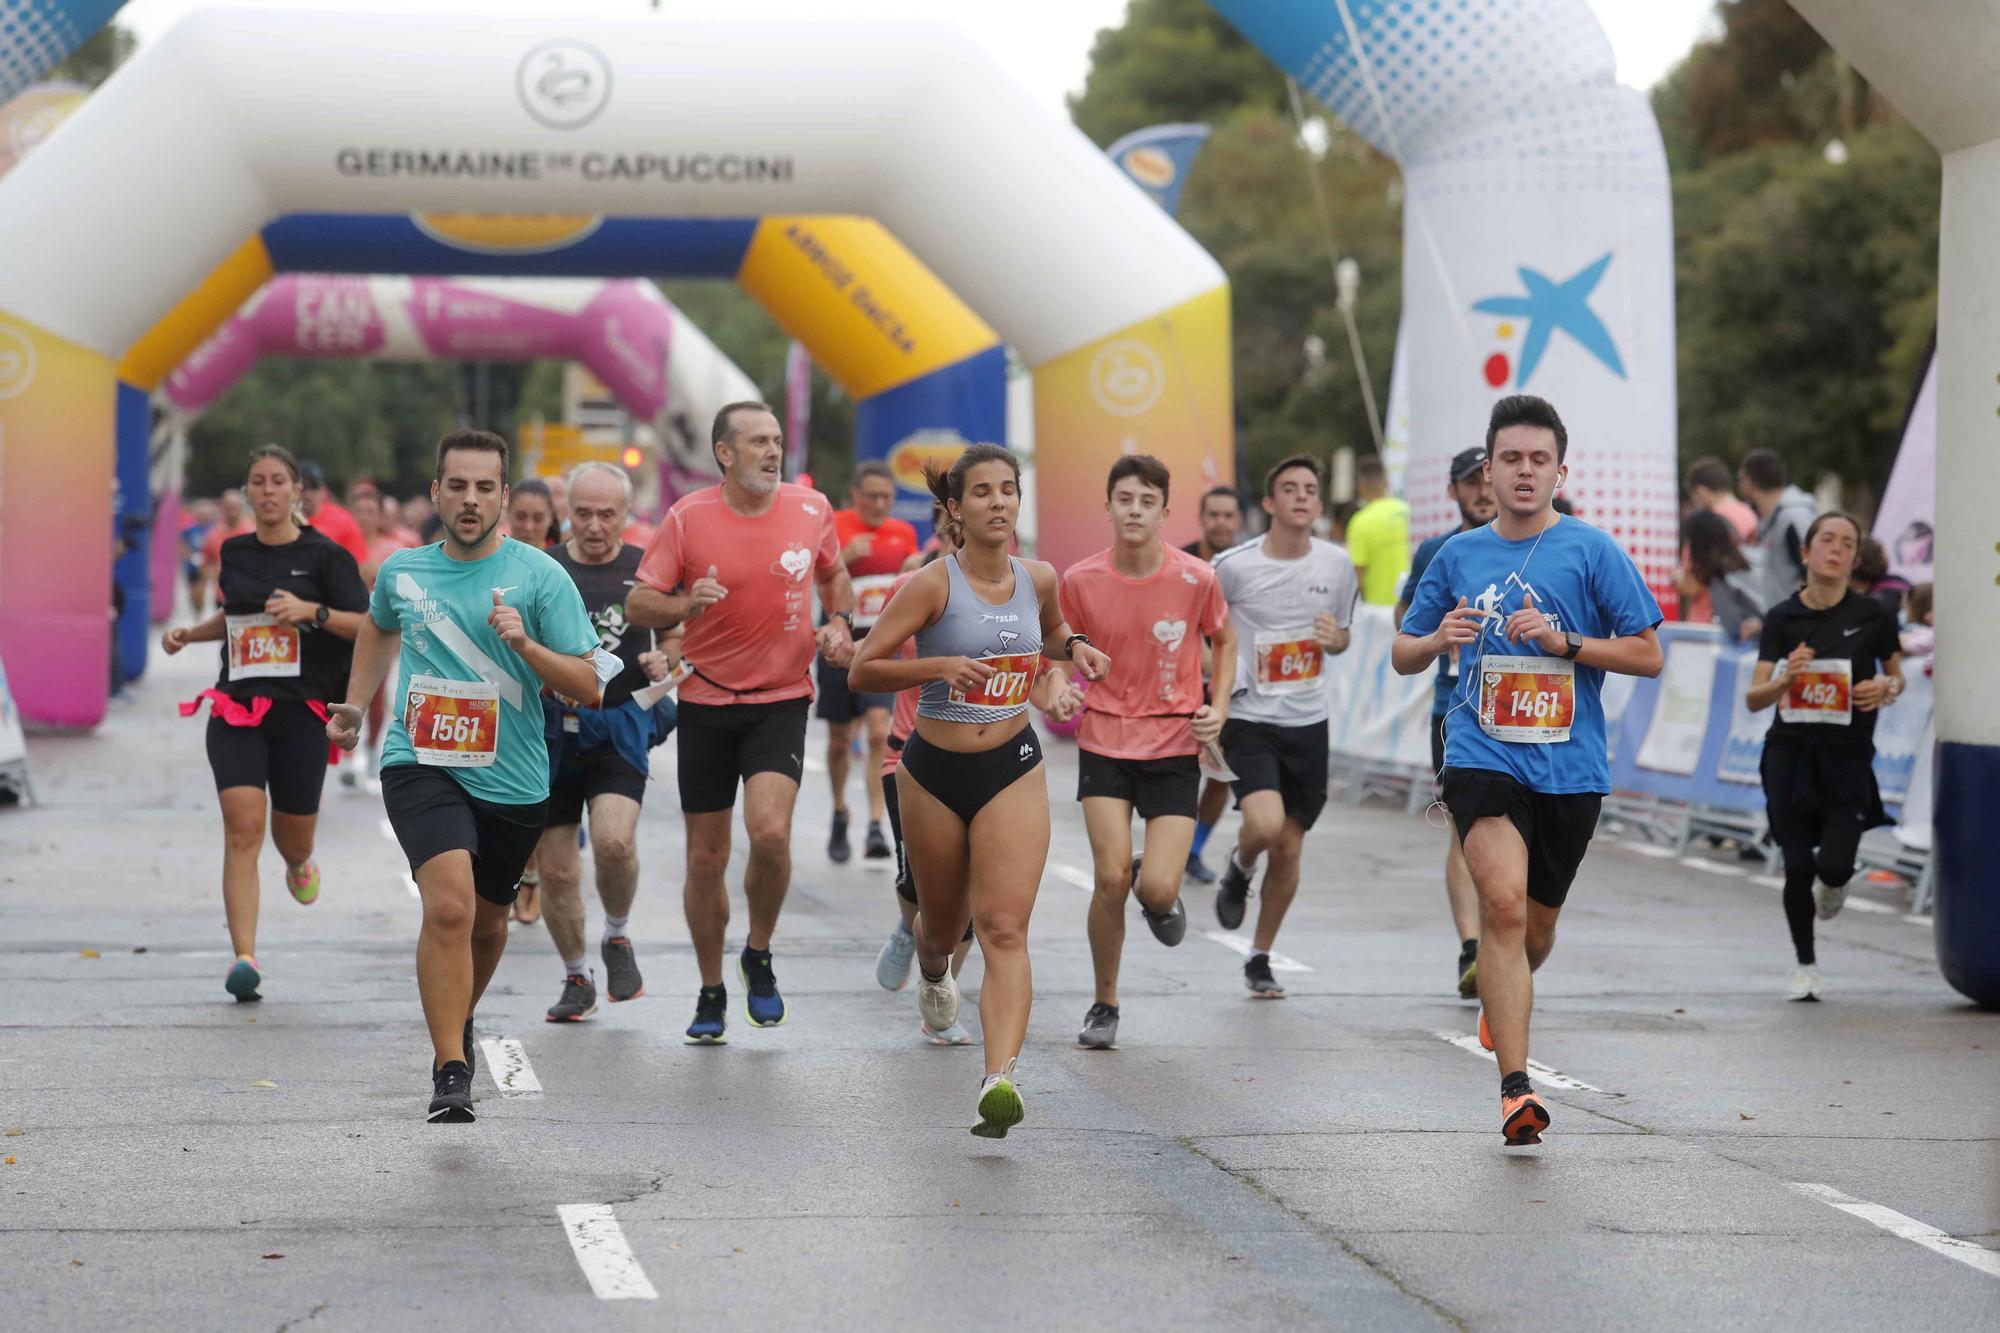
602,915,629,941
561,954,586,978
1233,847,1257,873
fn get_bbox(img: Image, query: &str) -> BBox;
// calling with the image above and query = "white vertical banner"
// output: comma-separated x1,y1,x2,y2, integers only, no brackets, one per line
1635,636,1718,775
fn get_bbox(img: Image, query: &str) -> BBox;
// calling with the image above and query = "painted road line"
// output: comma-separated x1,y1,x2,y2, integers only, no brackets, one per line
802,755,827,773
1430,1030,1607,1094
1628,843,1677,859
1751,874,1786,889
481,1037,543,1098
380,819,421,899
1842,898,1899,915
1048,862,1097,892
1677,857,1746,877
1906,914,1934,927
557,1204,659,1300
1202,931,1312,973
1790,1183,2000,1279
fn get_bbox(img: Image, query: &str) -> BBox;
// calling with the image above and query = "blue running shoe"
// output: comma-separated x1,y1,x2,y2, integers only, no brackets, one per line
740,948,786,1027
225,957,262,1002
685,986,728,1044
876,922,916,991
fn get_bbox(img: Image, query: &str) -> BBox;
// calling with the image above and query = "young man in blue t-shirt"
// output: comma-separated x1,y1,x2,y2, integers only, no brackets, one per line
329,430,601,1123
1395,396,1663,1146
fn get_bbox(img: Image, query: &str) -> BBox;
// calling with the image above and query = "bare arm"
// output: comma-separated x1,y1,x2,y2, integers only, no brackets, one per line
161,611,226,654
815,564,857,667
517,640,602,705
626,582,692,630
1572,627,1663,679
327,617,400,749
1032,561,1109,679
1393,597,1481,676
847,566,960,694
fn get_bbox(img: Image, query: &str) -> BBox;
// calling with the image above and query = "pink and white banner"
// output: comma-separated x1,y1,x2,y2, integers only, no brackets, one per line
1874,352,1935,584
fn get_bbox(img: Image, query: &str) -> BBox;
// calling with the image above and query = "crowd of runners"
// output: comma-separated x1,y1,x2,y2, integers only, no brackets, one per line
165,393,1913,1145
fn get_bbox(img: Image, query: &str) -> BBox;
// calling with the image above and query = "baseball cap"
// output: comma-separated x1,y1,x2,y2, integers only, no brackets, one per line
298,460,326,489
1448,447,1486,482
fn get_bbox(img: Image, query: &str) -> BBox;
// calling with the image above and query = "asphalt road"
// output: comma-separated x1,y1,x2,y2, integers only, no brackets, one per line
2,647,1995,1330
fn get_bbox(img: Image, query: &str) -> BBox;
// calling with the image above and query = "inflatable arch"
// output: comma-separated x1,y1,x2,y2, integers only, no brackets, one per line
1211,0,1679,597
1789,0,1998,1005
0,10,1233,728
0,1,120,101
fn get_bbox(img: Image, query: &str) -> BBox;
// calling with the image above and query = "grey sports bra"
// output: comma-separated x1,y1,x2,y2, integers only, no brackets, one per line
915,554,1044,723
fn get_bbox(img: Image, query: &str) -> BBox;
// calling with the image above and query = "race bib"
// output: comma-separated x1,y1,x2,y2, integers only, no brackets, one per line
1478,654,1577,743
949,651,1040,710
225,614,300,680
1253,627,1323,697
852,575,897,630
1780,658,1852,726
407,674,499,768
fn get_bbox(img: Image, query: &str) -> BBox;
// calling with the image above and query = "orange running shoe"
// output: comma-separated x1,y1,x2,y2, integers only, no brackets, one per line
1477,1009,1494,1052
1501,1089,1550,1145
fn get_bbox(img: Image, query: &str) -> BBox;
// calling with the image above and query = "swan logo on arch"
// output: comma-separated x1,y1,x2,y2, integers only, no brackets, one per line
517,40,613,131
1090,340,1165,417
0,323,36,400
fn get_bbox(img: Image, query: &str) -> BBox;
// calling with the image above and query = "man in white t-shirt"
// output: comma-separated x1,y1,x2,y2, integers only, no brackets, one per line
1210,454,1359,997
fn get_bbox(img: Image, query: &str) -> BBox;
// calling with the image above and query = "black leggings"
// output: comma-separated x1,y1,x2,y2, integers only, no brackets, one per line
1761,739,1880,966
897,724,1042,826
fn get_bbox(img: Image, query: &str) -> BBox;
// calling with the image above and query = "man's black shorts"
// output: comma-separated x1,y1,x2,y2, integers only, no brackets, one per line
815,650,893,724
1221,717,1329,831
1441,766,1602,910
545,733,647,828
380,764,547,906
677,697,810,814
1076,749,1200,821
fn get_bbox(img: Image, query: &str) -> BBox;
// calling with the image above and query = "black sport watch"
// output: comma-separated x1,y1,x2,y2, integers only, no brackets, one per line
314,602,331,627
1562,631,1584,661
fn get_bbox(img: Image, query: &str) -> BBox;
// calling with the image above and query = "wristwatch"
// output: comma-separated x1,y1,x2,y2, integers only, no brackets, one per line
829,610,853,629
313,602,331,627
1562,631,1584,661
1065,633,1091,656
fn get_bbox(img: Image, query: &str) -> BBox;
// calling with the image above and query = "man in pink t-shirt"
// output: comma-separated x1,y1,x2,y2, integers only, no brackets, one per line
1057,455,1236,1051
630,401,855,1043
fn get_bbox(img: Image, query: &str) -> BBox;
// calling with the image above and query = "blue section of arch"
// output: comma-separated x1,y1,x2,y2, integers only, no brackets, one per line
261,214,758,279
1934,743,2000,1008
114,381,151,680
853,344,1008,538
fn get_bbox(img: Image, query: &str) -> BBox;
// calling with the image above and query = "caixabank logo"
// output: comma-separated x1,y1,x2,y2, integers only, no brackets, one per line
517,39,613,131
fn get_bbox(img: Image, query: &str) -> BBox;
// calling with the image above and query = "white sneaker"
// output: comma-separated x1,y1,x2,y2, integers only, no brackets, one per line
921,1020,974,1045
1813,878,1848,920
1788,964,1822,1001
917,964,960,1032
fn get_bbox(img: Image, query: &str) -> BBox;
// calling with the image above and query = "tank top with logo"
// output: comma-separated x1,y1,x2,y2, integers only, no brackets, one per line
916,554,1044,724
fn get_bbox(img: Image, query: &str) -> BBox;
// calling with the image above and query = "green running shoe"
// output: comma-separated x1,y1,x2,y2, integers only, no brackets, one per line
971,1059,1024,1139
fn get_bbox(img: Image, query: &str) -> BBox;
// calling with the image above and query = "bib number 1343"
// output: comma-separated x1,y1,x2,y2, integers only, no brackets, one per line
407,674,500,768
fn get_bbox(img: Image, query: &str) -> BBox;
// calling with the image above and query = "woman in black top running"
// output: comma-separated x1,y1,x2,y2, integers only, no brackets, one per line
162,446,368,1001
1745,512,1904,1002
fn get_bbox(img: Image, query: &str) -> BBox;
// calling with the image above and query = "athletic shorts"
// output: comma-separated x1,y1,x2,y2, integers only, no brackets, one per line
1441,766,1602,910
380,764,548,906
1076,749,1200,821
898,725,1043,826
676,697,809,814
1221,717,1330,832
815,650,893,723
545,735,647,828
205,700,331,816
1430,711,1448,780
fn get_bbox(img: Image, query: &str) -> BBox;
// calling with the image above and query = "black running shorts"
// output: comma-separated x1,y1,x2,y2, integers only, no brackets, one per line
545,734,647,828
380,764,548,906
815,650,893,724
675,697,810,814
1220,717,1330,831
205,700,332,816
1441,766,1602,910
1076,749,1200,821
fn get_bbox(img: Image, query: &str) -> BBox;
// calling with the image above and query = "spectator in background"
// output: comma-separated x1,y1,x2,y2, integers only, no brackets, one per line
299,461,369,566
380,494,422,548
1183,486,1244,563
545,473,572,540
1850,536,1910,614
1326,498,1359,545
1902,582,1934,659
1685,456,1759,541
181,497,217,616
1740,448,1817,611
506,478,560,550
1682,509,1764,642
1344,455,1410,605
405,493,442,544
200,488,253,610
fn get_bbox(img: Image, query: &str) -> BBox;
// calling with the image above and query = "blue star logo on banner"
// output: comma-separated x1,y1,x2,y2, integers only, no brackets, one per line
1472,253,1626,387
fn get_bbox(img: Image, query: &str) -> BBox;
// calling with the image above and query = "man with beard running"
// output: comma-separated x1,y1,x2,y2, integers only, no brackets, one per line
539,462,684,1022
630,402,855,1043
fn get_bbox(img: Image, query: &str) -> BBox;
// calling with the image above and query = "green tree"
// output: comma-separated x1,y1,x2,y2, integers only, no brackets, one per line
1069,0,1289,148
50,24,134,88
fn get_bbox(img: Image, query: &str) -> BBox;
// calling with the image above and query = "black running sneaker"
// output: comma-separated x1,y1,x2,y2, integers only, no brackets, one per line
864,820,892,860
463,1016,477,1079
1215,847,1252,931
828,809,852,864
741,948,786,1027
547,971,598,1022
1132,856,1187,947
685,985,727,1044
427,1060,475,1122
1244,952,1286,999
1456,939,1479,1000
1077,1001,1119,1050
602,936,644,1002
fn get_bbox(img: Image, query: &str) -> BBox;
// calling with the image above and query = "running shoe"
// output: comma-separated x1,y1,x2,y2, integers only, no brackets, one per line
917,964,961,1032
972,1059,1024,1139
864,820,892,860
828,809,852,864
463,1016,476,1080
1244,953,1286,999
922,1020,974,1046
602,937,644,1002
1814,878,1848,920
1477,1009,1494,1051
1457,940,1480,1000
1787,964,1823,1002
427,1060,475,1123
685,986,728,1044
1077,1001,1120,1050
1132,856,1188,947
1184,851,1217,885
740,949,786,1027
547,971,598,1022
1501,1087,1550,1146
1215,847,1252,931
224,956,261,1003
285,860,320,906
876,922,916,991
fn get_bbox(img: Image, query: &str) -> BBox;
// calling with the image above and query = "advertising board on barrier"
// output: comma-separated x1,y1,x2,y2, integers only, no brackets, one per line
1871,656,1932,805
1716,646,1773,786
1324,605,1434,772
1635,635,1718,775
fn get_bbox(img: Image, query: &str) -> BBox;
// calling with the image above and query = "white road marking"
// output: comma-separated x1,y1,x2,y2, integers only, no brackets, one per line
1790,1183,2000,1279
378,819,422,898
1202,931,1312,973
481,1037,542,1098
557,1203,659,1300
1048,862,1096,892
377,818,397,842
803,755,826,773
1905,914,1934,927
1751,874,1786,889
401,874,421,900
1842,898,1898,916
1430,1030,1607,1093
1677,857,1746,877
1628,844,1678,859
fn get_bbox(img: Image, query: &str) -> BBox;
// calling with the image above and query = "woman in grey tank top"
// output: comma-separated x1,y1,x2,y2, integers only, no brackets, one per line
850,444,1109,1139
